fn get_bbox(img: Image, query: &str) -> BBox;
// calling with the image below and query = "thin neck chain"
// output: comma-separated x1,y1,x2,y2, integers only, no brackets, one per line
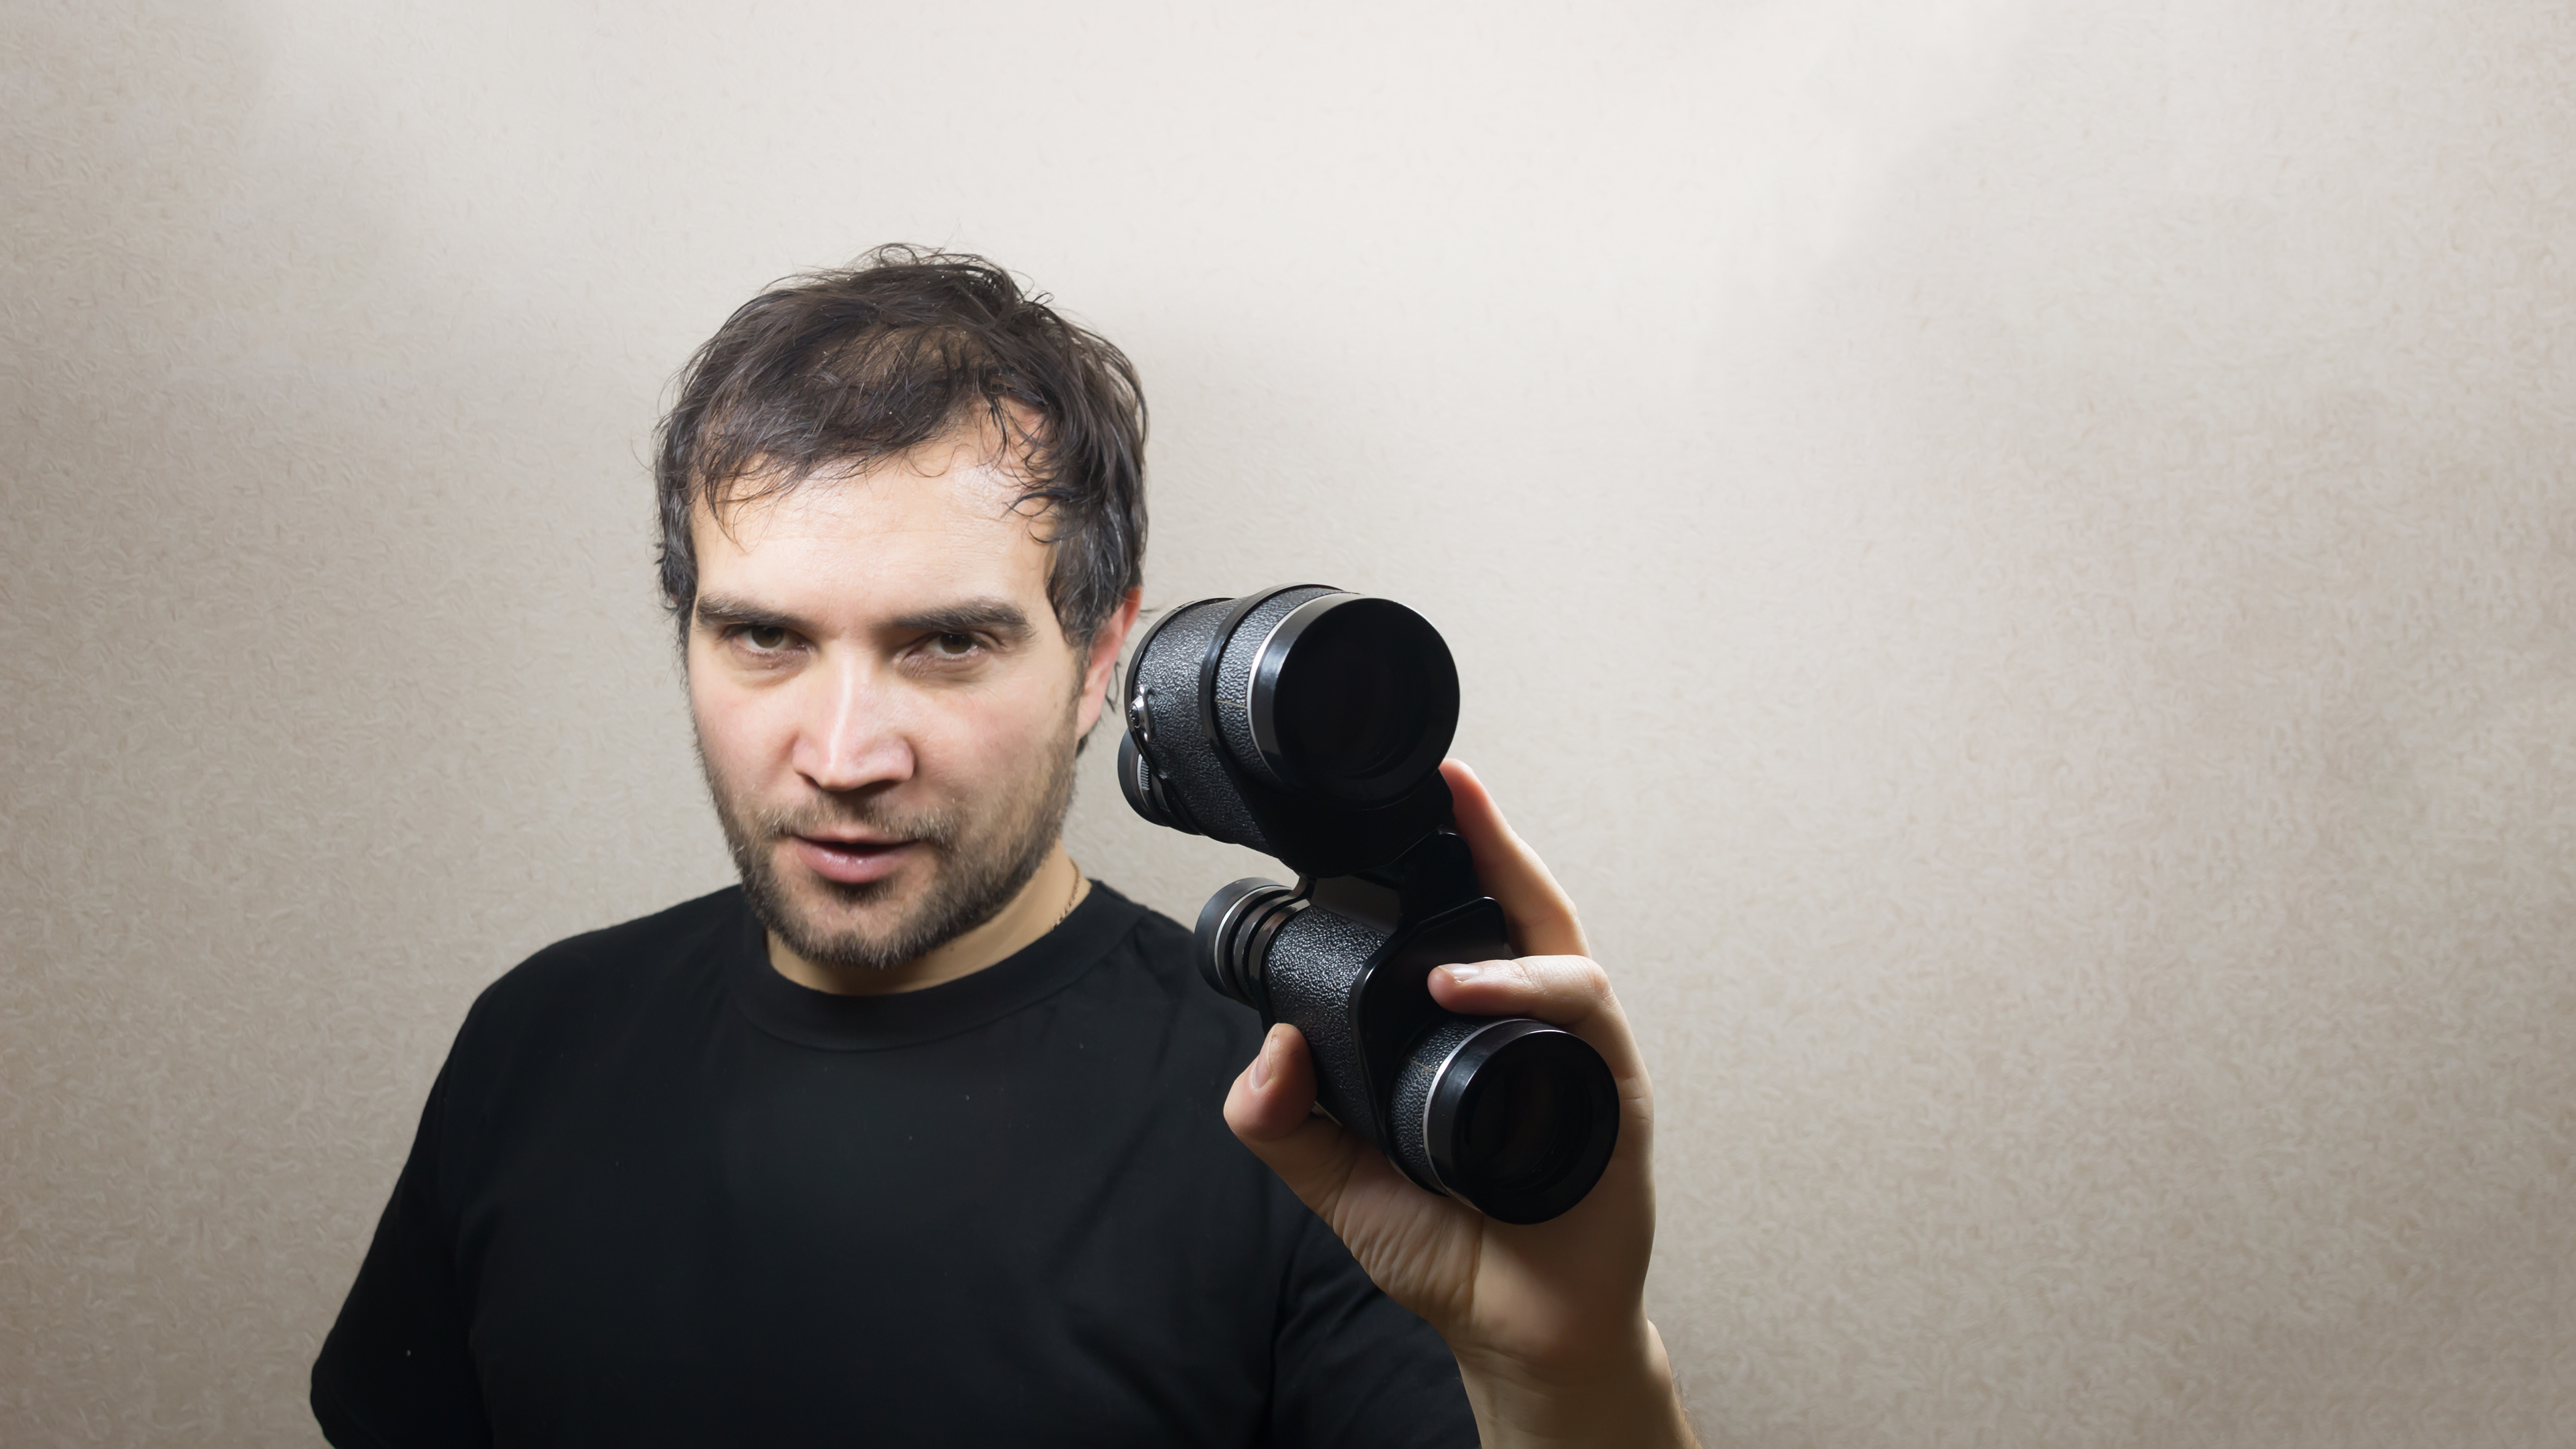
1056,860,1083,928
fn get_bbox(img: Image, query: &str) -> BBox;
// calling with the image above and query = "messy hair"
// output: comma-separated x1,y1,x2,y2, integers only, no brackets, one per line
654,245,1148,648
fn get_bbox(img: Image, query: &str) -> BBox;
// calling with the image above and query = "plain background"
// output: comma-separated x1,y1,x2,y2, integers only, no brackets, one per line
6,1,2572,1443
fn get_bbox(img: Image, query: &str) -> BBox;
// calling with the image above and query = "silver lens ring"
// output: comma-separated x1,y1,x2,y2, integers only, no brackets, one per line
1243,593,1360,786
1417,1018,1531,1210
1235,891,1307,1009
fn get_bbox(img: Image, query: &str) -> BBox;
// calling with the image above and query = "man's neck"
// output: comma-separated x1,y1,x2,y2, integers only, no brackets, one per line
766,845,1091,997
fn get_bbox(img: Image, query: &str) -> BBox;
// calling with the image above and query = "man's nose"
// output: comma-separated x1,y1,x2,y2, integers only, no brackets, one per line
791,655,915,793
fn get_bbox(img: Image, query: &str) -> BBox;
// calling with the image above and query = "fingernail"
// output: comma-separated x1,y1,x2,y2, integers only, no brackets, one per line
1440,963,1485,985
1250,1027,1277,1089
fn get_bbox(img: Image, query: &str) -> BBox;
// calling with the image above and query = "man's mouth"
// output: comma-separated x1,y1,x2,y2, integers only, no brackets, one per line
788,834,920,886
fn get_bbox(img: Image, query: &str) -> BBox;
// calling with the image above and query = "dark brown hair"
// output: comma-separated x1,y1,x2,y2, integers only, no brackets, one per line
654,245,1147,647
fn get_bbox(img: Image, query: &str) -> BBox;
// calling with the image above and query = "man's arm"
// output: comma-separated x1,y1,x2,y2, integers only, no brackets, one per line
312,1063,492,1448
1225,760,1699,1449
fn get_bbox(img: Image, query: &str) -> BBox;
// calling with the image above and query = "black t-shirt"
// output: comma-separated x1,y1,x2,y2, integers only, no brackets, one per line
312,884,1475,1447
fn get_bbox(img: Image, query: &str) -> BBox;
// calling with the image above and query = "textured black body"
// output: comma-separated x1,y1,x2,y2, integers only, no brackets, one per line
1243,871,1516,1196
1213,586,1340,782
1258,905,1391,1150
1123,597,1275,852
1388,1017,1490,1193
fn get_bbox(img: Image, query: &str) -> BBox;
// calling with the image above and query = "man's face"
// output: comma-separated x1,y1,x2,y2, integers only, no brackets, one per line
686,436,1121,975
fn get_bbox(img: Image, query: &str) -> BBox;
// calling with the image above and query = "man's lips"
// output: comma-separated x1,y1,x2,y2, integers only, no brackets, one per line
788,834,920,886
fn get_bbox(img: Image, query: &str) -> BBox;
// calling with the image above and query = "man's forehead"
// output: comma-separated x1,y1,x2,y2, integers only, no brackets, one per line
695,455,1035,563
685,447,1066,640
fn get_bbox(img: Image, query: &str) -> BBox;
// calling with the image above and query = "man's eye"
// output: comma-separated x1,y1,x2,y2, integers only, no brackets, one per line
931,632,980,657
737,625,791,651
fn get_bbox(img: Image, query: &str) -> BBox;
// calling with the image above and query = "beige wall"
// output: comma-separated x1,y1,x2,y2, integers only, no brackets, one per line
6,0,2572,1442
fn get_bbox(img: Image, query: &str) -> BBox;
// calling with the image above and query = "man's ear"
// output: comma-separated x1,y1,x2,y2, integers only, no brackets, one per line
1075,587,1145,740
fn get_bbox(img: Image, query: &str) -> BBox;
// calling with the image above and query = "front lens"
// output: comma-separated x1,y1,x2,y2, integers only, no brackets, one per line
1454,1050,1583,1195
1276,618,1425,782
1254,596,1458,802
1421,1020,1619,1224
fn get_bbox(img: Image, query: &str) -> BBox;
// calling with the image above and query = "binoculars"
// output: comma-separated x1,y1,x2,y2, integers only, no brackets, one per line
1118,586,1618,1224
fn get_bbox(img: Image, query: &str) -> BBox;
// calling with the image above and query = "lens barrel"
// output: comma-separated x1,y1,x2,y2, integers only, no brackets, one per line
1119,586,1459,875
1215,873,1623,1224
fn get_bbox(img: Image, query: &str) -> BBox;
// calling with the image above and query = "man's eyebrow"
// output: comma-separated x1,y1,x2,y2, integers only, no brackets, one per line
692,593,807,632
692,593,1036,643
894,598,1035,644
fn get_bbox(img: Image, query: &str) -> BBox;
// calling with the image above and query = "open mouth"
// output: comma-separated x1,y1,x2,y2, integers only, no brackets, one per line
789,835,918,886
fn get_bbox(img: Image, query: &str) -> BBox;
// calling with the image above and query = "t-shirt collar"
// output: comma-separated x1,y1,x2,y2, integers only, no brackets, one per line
727,883,1145,1051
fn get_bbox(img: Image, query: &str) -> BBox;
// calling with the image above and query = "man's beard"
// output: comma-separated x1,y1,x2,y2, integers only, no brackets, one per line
703,726,1078,977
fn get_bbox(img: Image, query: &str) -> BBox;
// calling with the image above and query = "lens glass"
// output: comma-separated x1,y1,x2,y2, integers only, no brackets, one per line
1275,610,1432,787
1453,1051,1585,1196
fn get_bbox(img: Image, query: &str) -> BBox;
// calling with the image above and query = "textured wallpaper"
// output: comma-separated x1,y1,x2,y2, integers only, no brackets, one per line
4,1,2571,1443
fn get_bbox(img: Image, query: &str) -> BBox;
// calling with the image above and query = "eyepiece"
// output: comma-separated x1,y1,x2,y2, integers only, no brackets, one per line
1191,877,1300,1009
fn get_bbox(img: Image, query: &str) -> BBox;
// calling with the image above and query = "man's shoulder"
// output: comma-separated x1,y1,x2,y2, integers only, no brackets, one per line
1077,883,1183,980
459,886,745,1040
1091,883,1195,980
1082,883,1264,1055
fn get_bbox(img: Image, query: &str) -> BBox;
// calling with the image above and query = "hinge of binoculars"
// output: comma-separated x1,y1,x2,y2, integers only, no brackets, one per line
1299,828,1517,1179
1302,828,1488,934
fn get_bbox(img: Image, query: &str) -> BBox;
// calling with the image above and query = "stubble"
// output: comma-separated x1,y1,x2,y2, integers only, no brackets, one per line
702,713,1079,977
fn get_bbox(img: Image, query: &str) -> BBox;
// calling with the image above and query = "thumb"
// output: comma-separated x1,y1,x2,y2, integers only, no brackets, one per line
1223,1024,1369,1218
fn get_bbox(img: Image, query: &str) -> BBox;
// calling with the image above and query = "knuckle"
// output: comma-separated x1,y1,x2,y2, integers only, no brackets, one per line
1537,955,1613,1005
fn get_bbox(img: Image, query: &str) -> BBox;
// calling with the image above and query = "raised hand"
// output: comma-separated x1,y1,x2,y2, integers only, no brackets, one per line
1225,760,1698,1449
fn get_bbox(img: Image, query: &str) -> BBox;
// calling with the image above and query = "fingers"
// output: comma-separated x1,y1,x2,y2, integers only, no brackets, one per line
1442,760,1588,958
1428,953,1650,1091
1428,954,1613,1031
1440,761,1649,1107
1223,1024,1367,1217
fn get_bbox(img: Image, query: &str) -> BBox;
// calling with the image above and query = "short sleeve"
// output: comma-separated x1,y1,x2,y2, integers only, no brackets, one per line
1267,1212,1478,1448
311,1060,493,1448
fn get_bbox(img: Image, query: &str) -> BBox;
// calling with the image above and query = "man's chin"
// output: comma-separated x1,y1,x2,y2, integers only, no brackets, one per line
760,883,932,974
769,850,923,928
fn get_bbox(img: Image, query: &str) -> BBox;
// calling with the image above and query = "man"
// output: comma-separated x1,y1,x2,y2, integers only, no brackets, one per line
314,248,1696,1447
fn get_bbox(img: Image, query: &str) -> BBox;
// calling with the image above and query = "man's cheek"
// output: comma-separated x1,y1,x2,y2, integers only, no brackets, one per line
702,691,786,777
914,707,1001,778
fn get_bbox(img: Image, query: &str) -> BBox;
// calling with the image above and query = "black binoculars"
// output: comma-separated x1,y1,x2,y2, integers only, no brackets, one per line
1117,586,1618,1224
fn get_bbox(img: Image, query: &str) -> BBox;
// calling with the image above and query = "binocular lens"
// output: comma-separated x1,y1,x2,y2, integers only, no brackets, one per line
1251,594,1456,804
1457,1050,1578,1190
1417,1018,1620,1224
1129,586,1617,1221
1269,607,1433,789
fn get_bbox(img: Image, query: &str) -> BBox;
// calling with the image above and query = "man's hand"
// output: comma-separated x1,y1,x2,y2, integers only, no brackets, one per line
1225,760,1698,1449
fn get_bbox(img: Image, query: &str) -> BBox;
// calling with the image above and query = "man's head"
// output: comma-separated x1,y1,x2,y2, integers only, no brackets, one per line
656,248,1147,976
